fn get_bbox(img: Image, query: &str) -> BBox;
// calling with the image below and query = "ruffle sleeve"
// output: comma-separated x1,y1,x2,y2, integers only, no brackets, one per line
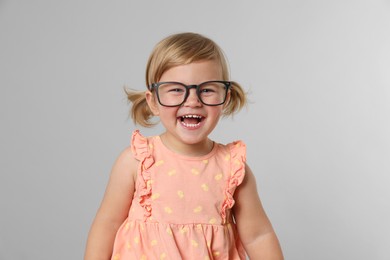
131,130,155,220
221,140,246,223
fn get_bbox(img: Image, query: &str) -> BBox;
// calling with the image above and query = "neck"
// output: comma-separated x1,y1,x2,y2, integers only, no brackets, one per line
160,133,214,157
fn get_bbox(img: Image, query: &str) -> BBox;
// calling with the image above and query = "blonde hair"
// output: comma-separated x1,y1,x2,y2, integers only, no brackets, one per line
126,32,247,127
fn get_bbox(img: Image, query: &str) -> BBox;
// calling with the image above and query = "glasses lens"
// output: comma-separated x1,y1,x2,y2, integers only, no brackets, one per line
199,82,227,105
157,82,187,106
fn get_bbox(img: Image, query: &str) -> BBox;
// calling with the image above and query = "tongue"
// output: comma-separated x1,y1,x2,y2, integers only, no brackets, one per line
182,118,200,124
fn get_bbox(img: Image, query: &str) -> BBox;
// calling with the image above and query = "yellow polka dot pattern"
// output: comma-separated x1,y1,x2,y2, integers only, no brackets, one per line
177,190,184,198
193,206,202,213
191,168,200,175
111,131,247,259
164,207,172,214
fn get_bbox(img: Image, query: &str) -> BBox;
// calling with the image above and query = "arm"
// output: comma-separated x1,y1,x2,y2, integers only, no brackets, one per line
84,147,138,260
233,164,284,260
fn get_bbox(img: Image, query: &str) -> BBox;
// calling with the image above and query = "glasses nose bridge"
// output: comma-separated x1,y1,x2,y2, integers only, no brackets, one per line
186,84,199,92
183,84,201,104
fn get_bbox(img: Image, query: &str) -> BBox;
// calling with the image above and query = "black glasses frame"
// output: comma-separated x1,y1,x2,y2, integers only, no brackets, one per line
149,81,231,107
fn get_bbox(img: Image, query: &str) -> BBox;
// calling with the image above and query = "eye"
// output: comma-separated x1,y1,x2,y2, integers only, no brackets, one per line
159,83,186,94
169,88,185,93
199,82,223,95
200,88,216,93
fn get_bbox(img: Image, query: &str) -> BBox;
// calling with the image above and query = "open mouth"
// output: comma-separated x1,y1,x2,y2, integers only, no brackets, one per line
178,114,204,128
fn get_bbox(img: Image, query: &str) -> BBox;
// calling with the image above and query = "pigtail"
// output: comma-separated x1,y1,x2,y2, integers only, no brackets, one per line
125,88,156,127
223,81,247,116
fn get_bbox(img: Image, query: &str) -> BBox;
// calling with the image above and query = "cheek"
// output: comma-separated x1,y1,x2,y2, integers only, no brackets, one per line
157,106,179,120
208,107,224,120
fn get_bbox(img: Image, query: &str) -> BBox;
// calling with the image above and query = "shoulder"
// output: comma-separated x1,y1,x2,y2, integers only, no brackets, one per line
218,140,246,151
131,130,158,160
217,140,246,163
117,146,138,164
110,146,139,183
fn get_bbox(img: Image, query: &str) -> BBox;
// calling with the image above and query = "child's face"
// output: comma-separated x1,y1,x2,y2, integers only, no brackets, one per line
146,60,227,155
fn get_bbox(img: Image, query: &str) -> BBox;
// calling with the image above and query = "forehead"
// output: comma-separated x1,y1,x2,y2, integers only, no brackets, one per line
159,60,223,84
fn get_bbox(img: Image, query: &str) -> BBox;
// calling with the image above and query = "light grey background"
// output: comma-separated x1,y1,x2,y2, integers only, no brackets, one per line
1,1,389,259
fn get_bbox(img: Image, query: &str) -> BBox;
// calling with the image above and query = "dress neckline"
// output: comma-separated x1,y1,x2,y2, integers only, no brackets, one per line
154,135,219,161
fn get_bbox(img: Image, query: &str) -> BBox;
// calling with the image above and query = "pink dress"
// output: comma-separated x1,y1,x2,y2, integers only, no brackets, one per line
111,130,247,259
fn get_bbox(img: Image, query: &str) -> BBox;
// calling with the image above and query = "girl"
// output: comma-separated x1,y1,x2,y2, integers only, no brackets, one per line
85,32,283,260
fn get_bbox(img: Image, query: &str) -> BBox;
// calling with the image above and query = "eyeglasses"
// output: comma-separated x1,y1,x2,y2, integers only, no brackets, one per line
149,81,231,107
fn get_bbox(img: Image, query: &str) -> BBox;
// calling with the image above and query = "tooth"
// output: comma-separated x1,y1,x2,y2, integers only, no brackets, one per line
181,115,202,119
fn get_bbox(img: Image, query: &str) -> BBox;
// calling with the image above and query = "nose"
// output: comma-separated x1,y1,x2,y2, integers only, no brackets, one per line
183,89,201,107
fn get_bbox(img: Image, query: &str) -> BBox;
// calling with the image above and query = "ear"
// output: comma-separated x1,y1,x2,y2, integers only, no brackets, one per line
145,91,160,116
223,89,232,109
